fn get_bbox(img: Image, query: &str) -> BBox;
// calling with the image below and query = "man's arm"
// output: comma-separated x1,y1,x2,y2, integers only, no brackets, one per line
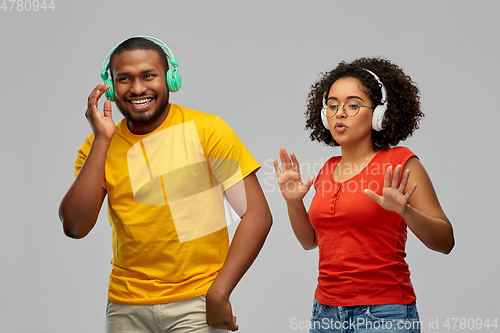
59,83,115,239
59,142,108,238
206,172,272,331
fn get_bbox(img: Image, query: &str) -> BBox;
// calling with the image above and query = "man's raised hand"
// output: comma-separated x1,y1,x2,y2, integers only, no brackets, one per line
85,83,115,142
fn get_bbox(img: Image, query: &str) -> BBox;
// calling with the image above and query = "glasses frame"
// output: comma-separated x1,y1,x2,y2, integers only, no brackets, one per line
323,102,374,118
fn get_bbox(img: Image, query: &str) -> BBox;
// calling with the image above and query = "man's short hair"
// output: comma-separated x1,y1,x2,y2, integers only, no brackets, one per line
109,37,170,77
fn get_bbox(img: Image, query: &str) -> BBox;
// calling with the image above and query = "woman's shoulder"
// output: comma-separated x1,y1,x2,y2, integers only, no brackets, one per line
379,146,417,160
375,147,418,170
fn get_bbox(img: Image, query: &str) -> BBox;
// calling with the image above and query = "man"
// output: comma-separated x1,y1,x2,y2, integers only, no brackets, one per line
59,36,272,332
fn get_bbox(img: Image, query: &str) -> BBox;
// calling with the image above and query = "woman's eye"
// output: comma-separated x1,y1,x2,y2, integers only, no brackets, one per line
347,103,360,109
329,104,339,110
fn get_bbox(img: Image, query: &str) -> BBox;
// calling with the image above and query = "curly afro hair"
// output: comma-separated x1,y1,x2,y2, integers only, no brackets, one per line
305,57,423,150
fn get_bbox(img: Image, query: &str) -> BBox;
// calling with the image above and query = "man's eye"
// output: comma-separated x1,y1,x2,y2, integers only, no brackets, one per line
118,77,130,82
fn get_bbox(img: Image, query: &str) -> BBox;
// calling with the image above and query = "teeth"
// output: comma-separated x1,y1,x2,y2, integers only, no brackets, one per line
130,98,152,105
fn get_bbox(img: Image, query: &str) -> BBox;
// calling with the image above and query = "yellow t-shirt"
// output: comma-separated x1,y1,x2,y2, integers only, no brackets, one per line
74,104,260,305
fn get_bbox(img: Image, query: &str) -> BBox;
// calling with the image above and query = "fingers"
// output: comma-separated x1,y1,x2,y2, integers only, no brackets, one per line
279,147,293,172
381,165,417,206
394,165,417,197
209,320,239,331
210,314,239,331
303,176,315,192
404,183,417,201
87,83,110,117
103,100,112,118
278,147,303,174
392,165,403,189
273,159,282,178
214,318,238,331
363,188,382,204
401,167,416,200
227,317,239,331
290,152,300,173
399,167,413,189
384,165,392,188
88,83,105,106
385,165,407,191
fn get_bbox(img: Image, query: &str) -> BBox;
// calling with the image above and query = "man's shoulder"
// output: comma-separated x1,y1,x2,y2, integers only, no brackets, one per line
171,104,232,133
172,104,218,122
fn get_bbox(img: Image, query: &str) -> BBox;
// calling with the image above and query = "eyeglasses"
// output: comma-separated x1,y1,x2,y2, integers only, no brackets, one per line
322,101,373,118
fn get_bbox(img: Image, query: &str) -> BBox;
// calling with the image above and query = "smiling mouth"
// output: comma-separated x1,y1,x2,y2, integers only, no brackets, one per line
129,98,154,106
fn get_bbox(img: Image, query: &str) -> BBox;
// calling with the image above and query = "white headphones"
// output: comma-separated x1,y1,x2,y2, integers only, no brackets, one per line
321,68,388,131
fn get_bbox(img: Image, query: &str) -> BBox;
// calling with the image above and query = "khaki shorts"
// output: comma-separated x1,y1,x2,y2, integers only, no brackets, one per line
105,295,228,333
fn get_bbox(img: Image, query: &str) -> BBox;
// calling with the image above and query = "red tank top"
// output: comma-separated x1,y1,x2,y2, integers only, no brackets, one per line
309,147,417,306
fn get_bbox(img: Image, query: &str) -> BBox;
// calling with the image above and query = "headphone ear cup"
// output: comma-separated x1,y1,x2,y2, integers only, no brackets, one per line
166,69,182,92
103,79,115,102
372,105,387,131
321,107,329,130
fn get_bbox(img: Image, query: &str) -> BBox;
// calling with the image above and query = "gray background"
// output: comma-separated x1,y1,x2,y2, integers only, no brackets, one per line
1,1,499,332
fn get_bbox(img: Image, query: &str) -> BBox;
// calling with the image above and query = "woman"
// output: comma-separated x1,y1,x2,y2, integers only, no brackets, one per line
274,58,454,332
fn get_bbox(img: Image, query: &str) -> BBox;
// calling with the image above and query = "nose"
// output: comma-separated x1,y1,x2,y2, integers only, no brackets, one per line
336,104,347,118
130,79,147,95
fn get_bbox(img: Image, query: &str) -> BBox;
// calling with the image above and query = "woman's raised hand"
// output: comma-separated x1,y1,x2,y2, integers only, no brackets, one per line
363,164,417,217
274,147,314,203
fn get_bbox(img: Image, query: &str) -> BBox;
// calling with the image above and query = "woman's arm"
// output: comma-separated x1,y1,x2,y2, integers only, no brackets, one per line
286,200,317,250
274,147,317,250
364,157,454,254
402,157,454,254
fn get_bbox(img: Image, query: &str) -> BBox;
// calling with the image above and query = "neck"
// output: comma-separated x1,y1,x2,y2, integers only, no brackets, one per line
127,103,171,135
339,138,377,164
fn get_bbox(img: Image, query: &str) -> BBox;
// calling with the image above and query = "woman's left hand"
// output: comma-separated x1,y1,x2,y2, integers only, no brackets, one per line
363,164,417,217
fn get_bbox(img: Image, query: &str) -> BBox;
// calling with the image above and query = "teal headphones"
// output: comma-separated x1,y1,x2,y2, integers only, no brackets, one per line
100,36,182,102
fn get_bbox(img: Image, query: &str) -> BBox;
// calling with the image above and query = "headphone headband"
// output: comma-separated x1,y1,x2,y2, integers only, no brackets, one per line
363,68,387,105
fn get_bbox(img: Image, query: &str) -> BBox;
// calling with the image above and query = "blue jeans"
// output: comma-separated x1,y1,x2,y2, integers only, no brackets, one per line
310,299,421,333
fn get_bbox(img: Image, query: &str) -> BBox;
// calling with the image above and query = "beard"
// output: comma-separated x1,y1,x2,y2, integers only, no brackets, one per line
115,89,170,125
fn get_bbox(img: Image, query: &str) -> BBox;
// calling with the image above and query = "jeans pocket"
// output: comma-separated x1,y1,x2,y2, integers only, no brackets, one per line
365,303,421,332
366,303,408,321
311,299,323,321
